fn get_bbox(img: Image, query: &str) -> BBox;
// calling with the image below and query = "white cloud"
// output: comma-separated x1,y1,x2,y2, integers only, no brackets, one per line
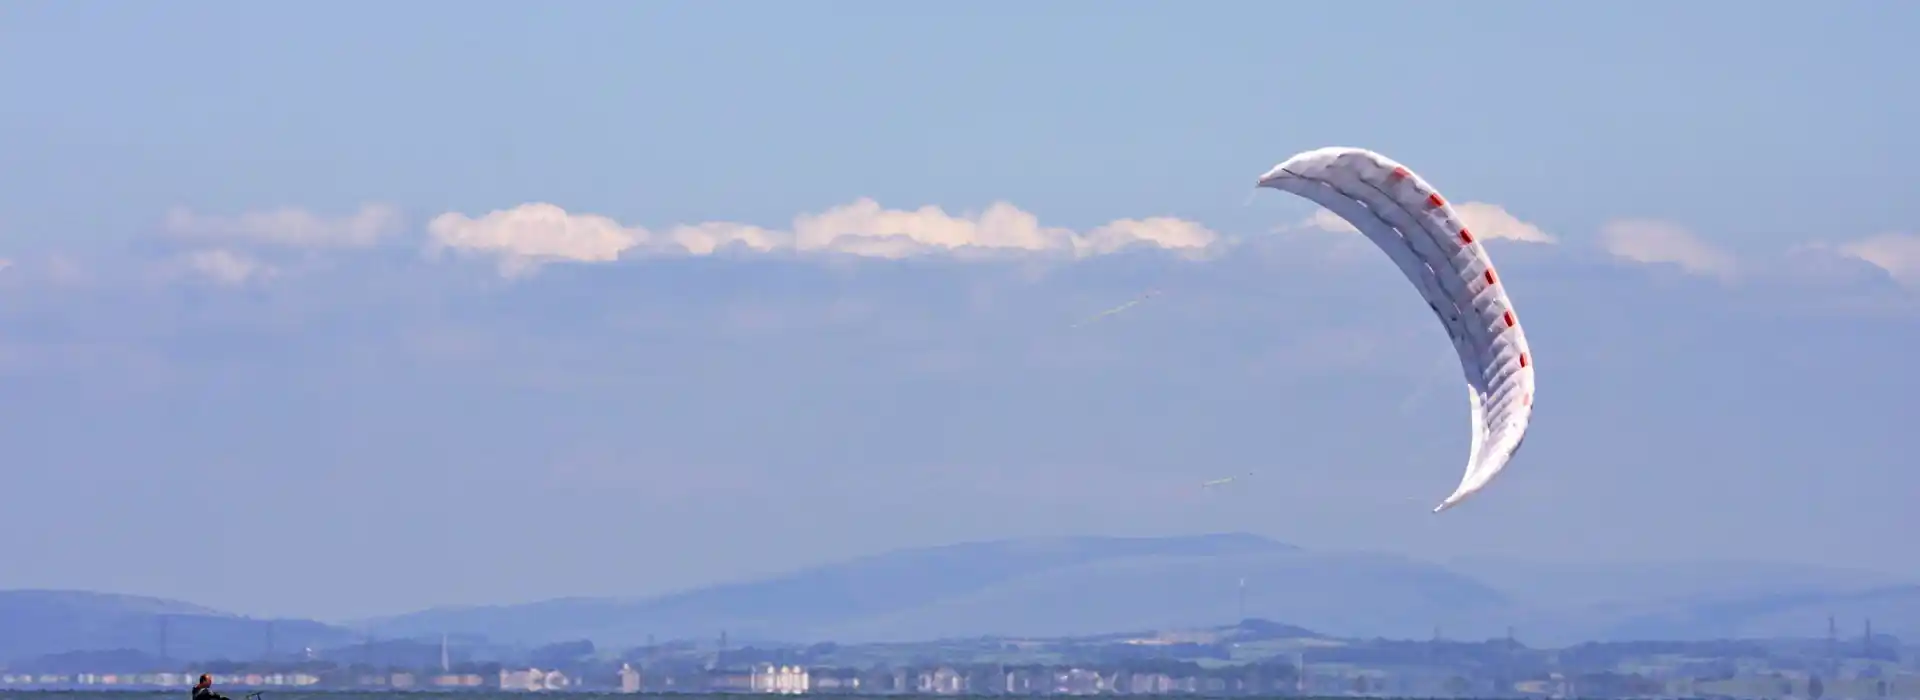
1599,219,1737,281
1298,202,1555,244
666,222,785,257
1080,217,1222,258
424,203,645,278
1837,232,1920,287
1452,203,1556,244
791,199,1068,257
426,198,1222,276
164,203,405,248
169,249,275,286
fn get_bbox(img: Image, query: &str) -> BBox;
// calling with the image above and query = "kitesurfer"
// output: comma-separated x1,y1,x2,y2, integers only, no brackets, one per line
193,674,230,700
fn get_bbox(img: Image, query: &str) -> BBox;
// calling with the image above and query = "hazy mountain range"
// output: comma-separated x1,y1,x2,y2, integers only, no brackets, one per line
4,534,1914,662
0,589,356,664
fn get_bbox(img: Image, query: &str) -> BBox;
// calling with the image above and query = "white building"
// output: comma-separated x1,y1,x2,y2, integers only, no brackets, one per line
917,666,965,695
750,664,809,694
499,668,570,692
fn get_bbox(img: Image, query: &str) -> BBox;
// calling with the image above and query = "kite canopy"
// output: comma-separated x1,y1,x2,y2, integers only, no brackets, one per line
1255,147,1536,513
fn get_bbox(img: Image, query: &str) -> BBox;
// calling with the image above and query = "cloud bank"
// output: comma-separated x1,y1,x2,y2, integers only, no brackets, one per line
425,198,1223,276
1599,219,1738,282
1298,202,1556,244
170,249,274,286
164,203,406,249
12,195,1902,299
147,204,403,285
1838,233,1920,287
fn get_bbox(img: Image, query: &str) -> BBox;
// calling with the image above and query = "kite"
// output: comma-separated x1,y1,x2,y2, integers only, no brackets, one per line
1255,147,1537,513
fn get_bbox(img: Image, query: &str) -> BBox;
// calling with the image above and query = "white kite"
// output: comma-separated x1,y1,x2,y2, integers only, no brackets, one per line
1255,147,1537,513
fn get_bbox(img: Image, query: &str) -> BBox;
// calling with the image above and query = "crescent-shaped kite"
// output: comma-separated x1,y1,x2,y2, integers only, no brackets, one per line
1256,147,1536,513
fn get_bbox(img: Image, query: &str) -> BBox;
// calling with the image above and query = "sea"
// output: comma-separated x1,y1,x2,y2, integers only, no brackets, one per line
0,694,1390,700
0,695,1384,700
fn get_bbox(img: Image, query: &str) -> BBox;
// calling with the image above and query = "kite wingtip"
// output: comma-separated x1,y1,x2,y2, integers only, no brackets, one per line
1433,480,1485,513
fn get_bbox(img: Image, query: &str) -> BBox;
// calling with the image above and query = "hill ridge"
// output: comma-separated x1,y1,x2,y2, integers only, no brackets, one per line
6,533,1917,659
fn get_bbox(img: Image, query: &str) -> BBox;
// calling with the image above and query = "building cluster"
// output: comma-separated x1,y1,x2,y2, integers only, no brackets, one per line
694,664,1282,696
0,670,489,690
0,662,1300,696
3,621,1916,698
6,661,1920,698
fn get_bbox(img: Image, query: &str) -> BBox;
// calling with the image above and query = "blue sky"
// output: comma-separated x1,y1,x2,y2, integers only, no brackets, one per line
2,2,1917,621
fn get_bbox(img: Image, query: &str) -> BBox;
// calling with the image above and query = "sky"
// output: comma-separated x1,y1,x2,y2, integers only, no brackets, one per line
2,1,1917,622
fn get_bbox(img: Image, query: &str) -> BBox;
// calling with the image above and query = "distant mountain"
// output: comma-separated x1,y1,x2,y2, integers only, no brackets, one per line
1574,584,1920,642
11,537,1917,661
366,534,1920,649
1442,557,1920,644
0,590,357,663
1443,556,1917,608
365,533,1512,646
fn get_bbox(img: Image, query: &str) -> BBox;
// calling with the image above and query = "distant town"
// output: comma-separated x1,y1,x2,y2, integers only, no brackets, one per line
5,535,1917,698
1,618,1913,698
